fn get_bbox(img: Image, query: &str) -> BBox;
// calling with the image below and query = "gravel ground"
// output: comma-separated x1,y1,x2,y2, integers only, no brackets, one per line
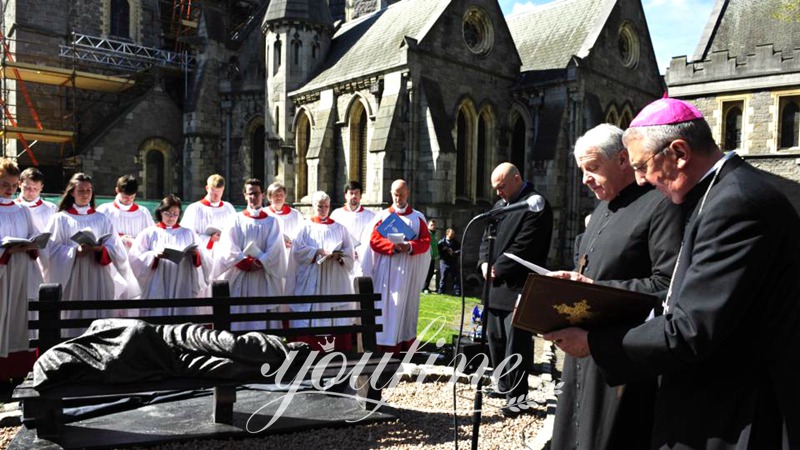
0,378,548,450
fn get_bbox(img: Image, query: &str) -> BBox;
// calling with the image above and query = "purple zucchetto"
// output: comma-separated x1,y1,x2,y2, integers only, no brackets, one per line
629,98,704,127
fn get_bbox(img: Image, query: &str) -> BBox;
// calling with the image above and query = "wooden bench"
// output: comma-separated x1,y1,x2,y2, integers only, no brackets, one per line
13,277,401,440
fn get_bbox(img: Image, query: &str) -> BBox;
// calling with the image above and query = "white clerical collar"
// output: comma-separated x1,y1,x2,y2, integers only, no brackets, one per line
394,205,409,214
247,207,262,215
115,195,133,211
699,151,736,183
73,204,92,214
18,196,41,207
0,196,14,205
205,196,221,207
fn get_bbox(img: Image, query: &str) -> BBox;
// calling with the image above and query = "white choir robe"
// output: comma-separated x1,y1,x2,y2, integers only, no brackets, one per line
0,203,44,357
16,196,57,232
211,209,287,331
266,204,305,295
45,208,141,336
179,198,237,256
292,217,355,328
129,223,210,317
96,200,154,246
15,196,56,277
329,205,375,277
362,206,431,348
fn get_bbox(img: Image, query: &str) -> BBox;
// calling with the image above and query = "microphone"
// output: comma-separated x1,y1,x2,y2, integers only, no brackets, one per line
476,195,545,219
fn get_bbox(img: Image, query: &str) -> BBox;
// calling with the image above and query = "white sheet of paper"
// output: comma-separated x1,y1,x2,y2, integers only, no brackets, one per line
503,252,550,275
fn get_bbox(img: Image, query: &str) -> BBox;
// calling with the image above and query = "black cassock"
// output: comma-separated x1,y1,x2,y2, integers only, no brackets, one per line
552,183,684,450
591,155,800,449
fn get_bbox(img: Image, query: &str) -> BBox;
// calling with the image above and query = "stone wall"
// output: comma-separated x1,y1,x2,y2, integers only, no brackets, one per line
82,86,182,196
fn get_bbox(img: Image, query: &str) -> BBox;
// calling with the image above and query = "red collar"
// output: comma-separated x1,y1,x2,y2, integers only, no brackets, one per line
66,207,96,215
311,216,334,224
0,199,15,207
157,222,180,229
244,209,268,219
269,204,291,215
114,201,140,212
344,204,364,213
388,205,413,216
200,198,223,208
15,196,43,207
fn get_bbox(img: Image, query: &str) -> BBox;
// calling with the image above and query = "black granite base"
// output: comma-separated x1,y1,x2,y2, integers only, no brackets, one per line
10,386,397,449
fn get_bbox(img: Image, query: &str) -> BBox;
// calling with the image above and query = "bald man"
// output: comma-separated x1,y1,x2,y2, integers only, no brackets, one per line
479,163,553,417
362,179,431,351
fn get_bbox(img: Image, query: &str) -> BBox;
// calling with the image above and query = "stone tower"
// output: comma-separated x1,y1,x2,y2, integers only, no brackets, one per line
262,0,333,202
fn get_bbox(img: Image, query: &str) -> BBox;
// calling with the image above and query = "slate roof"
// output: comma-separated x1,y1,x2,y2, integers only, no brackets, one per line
506,0,612,71
264,0,333,29
693,0,800,62
294,0,448,94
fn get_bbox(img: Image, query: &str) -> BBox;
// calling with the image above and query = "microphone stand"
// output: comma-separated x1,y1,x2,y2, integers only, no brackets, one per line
471,217,497,450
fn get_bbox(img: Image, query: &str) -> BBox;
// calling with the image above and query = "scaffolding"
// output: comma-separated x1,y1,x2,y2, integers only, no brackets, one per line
0,0,197,167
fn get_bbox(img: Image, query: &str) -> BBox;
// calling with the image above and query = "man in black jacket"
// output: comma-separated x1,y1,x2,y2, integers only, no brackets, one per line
546,98,800,449
479,162,553,416
437,228,461,295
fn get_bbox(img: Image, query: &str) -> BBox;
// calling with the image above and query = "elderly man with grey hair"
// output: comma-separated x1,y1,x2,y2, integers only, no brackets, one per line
548,123,684,449
291,190,356,352
548,99,800,449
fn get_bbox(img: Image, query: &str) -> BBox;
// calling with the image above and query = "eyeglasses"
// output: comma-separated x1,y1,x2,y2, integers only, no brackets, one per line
162,211,181,218
631,147,668,173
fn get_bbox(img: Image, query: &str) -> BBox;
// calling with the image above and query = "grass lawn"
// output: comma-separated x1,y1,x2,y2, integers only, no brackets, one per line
416,293,482,347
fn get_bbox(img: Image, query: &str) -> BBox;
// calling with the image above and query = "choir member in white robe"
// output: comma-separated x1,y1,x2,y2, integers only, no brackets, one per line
130,195,209,316
362,180,431,351
45,173,140,336
292,191,355,352
265,181,305,295
329,180,374,277
212,179,287,331
96,175,154,250
0,159,43,379
16,167,57,232
180,173,237,255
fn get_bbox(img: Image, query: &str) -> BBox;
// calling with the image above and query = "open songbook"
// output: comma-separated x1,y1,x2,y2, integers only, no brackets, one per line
317,241,346,265
160,243,199,265
1,232,51,249
70,228,113,247
242,242,262,259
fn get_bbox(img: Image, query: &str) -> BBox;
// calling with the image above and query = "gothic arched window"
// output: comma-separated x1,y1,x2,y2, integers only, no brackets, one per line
723,104,743,151
145,150,165,199
510,116,525,171
251,125,265,181
110,0,131,40
349,101,368,189
780,97,800,149
295,113,311,200
273,37,282,75
455,106,477,199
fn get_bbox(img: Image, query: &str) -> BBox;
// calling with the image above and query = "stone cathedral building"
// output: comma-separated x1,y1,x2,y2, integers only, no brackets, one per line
1,0,664,267
666,0,800,211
